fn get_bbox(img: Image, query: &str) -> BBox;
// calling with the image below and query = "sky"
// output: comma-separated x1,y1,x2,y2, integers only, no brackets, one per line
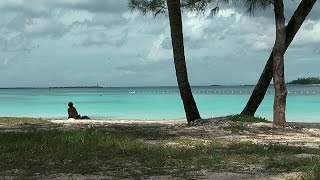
0,0,319,87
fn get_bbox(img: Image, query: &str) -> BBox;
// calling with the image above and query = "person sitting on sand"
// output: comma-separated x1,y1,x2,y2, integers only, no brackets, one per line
68,102,81,119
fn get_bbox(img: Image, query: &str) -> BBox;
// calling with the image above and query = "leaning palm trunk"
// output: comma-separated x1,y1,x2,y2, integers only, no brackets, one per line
167,0,201,124
273,0,287,126
240,0,317,116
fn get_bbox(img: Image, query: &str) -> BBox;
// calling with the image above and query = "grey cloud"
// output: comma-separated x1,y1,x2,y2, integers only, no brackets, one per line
1,0,128,40
81,29,128,47
81,32,107,47
0,53,20,70
313,47,320,55
0,56,11,69
183,11,274,51
23,17,68,39
1,6,68,40
0,2,50,18
160,37,172,49
72,13,128,29
2,35,31,52
184,36,207,49
0,0,128,15
55,0,128,14
115,59,171,73
108,29,128,47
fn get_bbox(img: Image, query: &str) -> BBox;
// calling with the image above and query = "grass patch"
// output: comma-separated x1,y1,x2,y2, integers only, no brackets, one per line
300,157,320,180
0,117,47,124
0,127,319,179
223,122,248,133
227,114,269,123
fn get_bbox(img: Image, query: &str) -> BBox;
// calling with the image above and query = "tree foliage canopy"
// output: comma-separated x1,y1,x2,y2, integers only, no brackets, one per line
128,0,274,17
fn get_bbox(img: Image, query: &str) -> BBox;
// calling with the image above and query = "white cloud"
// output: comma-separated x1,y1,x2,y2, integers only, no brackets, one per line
80,29,128,47
293,19,320,45
24,17,68,38
2,34,31,52
0,0,319,87
147,33,171,61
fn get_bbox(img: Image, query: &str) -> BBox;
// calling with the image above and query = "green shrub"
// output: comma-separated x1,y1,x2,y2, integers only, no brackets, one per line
227,114,269,123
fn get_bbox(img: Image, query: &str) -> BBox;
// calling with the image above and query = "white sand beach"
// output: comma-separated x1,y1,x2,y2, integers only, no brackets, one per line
47,118,320,149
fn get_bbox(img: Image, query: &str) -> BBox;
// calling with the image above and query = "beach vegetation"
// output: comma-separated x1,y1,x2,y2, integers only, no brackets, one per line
223,122,248,133
300,157,320,180
227,114,269,123
1,123,319,179
0,117,47,124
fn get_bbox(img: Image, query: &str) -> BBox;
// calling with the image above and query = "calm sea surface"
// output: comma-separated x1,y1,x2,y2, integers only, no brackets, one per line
0,85,319,122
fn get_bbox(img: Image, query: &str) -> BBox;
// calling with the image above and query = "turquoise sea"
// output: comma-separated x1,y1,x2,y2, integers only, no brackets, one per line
0,85,319,122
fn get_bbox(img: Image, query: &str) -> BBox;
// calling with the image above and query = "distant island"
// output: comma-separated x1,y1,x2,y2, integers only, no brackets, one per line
48,86,103,89
0,86,103,89
288,77,320,84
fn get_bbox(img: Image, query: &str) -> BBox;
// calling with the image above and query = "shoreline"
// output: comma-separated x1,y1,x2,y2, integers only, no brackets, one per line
2,116,319,127
49,118,187,125
47,118,320,128
2,116,320,150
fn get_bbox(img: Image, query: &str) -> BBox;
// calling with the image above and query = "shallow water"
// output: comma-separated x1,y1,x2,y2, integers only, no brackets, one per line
0,85,319,122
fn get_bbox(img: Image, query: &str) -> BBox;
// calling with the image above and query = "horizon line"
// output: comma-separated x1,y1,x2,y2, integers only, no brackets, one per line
0,84,314,89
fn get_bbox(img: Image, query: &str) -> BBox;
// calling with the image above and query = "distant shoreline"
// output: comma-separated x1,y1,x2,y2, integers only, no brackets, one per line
0,86,103,89
0,84,319,89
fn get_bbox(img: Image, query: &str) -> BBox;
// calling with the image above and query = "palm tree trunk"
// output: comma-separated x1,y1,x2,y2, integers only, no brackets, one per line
240,0,317,116
167,0,201,124
273,0,286,126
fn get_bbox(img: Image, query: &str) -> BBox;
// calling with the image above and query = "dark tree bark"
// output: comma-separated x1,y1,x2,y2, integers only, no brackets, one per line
240,0,317,116
166,0,201,124
273,0,286,126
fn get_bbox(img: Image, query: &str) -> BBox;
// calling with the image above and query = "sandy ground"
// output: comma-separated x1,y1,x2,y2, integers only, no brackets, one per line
47,118,320,149
1,118,320,179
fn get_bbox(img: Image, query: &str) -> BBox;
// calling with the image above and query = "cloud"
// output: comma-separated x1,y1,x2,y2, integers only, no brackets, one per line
0,1,319,87
314,47,320,55
116,59,171,74
0,0,129,41
146,32,176,62
292,19,320,45
24,17,68,39
0,0,128,15
0,53,20,70
2,34,31,52
80,29,128,47
160,37,172,49
71,13,129,29
55,0,128,14
181,8,274,52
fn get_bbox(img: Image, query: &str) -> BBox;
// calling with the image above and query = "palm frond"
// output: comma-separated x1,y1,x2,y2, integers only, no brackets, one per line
128,0,273,17
128,0,166,17
231,0,273,16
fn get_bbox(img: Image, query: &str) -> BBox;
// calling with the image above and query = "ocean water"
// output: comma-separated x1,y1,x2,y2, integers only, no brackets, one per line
0,85,319,122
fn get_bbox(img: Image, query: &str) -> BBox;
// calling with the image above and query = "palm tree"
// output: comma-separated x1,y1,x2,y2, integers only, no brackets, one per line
129,0,317,125
272,0,286,126
232,0,317,125
240,0,317,116
129,0,201,124
167,0,201,124
230,0,289,125
230,0,316,125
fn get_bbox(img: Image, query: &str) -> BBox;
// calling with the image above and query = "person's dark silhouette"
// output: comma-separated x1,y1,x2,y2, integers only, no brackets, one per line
68,102,81,119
